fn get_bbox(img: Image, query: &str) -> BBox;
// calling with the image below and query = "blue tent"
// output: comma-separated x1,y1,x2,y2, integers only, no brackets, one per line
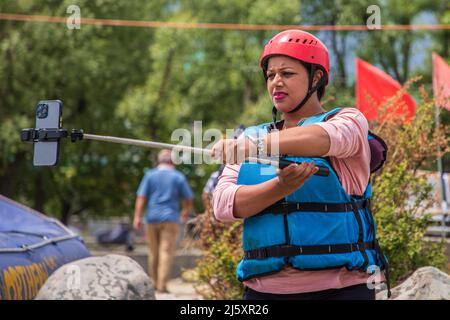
0,195,90,300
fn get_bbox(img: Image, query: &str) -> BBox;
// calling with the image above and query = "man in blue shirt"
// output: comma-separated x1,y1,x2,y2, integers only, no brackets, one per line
133,149,193,293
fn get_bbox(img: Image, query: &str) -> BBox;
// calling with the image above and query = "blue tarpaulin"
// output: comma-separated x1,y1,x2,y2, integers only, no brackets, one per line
0,194,90,300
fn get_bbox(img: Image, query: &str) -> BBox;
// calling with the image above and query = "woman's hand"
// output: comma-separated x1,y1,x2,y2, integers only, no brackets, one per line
211,138,256,164
276,161,318,193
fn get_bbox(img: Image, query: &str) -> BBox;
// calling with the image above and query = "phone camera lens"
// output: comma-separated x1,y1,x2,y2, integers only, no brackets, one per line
36,103,48,119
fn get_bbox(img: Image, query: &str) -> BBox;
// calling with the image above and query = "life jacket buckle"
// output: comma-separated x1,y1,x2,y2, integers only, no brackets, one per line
349,202,356,212
328,245,332,253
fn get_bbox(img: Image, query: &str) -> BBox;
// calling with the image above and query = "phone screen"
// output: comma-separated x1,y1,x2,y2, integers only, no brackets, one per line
33,100,63,166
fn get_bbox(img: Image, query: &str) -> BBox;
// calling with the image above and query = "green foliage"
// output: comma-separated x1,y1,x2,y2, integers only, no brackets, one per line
116,0,302,212
356,0,447,83
373,160,446,282
0,0,161,222
193,217,244,299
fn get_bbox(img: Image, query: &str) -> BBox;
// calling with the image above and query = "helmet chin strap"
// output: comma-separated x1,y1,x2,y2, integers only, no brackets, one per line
271,65,326,127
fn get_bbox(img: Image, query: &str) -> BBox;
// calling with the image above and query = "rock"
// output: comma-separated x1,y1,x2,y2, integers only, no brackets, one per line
377,266,450,300
35,254,155,300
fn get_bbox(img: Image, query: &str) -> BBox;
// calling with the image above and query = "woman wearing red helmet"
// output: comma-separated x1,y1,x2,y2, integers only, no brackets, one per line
211,30,389,300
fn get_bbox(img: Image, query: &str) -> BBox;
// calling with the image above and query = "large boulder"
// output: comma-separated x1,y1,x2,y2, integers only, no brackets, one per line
377,266,450,300
35,254,155,300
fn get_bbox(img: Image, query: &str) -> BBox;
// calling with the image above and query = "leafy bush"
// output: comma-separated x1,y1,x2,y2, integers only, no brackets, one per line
370,80,449,284
192,211,244,299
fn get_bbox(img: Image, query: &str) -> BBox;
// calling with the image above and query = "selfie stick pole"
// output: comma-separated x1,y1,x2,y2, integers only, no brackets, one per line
20,128,329,176
83,133,329,176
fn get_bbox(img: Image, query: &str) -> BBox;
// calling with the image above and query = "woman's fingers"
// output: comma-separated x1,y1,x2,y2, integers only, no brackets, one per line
279,162,307,179
295,161,318,181
223,139,236,164
211,139,238,164
276,163,297,178
277,161,318,189
211,140,223,160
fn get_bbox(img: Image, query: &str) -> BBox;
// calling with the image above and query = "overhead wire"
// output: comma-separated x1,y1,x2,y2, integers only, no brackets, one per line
0,13,449,31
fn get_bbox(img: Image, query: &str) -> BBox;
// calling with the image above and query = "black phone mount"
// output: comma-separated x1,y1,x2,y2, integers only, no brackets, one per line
21,128,84,143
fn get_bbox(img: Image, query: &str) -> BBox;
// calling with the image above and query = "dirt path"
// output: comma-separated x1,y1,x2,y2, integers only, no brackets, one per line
155,277,204,300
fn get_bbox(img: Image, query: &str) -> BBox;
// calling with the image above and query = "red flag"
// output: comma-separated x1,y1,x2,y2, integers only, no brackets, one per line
432,52,450,111
355,58,416,122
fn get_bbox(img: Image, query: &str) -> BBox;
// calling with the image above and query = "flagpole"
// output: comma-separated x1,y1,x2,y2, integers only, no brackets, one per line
432,52,450,238
434,104,448,238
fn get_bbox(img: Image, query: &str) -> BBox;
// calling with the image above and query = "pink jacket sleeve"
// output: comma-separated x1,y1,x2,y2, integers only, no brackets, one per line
315,107,369,158
212,164,242,222
314,107,371,195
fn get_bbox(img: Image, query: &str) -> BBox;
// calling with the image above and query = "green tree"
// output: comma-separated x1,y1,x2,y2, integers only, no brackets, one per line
117,0,302,211
0,0,163,223
356,0,445,83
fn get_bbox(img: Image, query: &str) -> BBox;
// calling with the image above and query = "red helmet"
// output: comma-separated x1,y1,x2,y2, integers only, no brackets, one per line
260,29,330,84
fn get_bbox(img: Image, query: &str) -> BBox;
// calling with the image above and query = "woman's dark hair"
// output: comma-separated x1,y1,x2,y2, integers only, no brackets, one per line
317,80,326,101
299,61,327,101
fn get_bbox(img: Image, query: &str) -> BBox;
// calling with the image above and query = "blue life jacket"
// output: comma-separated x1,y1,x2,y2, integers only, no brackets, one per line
236,107,390,294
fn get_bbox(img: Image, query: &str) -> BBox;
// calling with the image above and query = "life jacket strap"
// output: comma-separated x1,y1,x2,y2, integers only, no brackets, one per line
244,241,376,259
374,239,392,298
349,201,370,270
258,199,369,215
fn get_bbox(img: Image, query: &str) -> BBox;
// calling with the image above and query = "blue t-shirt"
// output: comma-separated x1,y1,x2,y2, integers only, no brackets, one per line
137,167,193,224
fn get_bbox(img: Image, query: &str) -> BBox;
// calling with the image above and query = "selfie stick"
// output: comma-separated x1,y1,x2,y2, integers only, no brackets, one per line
21,128,329,177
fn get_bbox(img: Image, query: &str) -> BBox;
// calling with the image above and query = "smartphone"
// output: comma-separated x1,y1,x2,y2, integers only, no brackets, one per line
33,100,63,166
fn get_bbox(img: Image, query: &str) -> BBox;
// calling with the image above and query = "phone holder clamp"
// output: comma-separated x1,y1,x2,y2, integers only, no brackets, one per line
21,128,84,143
